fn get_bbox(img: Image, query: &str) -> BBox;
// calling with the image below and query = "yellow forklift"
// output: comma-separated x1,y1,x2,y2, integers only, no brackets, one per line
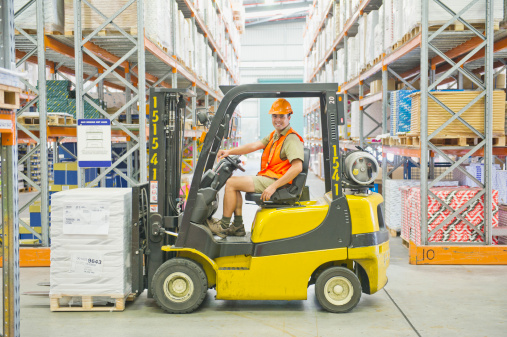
130,84,389,314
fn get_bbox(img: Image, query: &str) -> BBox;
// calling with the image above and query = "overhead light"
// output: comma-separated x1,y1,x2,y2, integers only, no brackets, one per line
244,6,310,19
265,0,275,4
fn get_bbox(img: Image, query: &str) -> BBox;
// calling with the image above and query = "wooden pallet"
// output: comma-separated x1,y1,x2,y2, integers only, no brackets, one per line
0,84,21,110
50,293,135,312
387,226,400,238
401,238,410,249
15,29,63,35
18,114,75,126
65,27,137,37
383,134,506,147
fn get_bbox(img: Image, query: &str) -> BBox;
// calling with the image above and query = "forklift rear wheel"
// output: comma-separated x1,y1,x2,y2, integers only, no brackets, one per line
315,267,362,313
152,258,208,314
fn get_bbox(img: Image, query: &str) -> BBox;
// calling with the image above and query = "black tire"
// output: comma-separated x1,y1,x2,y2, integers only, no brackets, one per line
315,267,362,313
151,258,208,314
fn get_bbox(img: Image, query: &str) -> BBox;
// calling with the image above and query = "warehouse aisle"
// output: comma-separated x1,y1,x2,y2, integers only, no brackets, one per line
7,161,507,337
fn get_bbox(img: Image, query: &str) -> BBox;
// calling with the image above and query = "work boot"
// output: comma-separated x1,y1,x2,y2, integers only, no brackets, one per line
226,223,246,237
206,218,227,239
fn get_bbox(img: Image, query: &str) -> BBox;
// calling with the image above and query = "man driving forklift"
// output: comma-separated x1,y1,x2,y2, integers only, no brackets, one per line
208,98,304,238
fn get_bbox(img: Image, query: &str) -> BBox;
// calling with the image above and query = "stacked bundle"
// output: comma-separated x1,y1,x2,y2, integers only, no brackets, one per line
386,179,458,232
410,90,506,137
389,90,419,135
401,187,499,244
50,189,132,304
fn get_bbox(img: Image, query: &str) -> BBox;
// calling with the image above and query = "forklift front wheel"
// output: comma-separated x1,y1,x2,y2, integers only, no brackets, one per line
315,267,362,313
152,258,208,314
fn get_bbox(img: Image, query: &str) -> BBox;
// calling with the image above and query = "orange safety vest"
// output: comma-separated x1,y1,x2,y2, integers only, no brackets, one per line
258,128,304,183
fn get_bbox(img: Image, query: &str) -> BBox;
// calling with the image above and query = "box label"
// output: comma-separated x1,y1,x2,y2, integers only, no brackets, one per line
63,203,110,235
70,252,104,276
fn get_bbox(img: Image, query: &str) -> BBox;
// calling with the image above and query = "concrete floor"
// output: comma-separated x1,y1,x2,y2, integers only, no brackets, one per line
5,158,507,336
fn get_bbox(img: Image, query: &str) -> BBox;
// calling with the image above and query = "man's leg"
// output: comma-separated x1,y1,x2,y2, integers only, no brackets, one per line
223,176,255,218
219,176,255,236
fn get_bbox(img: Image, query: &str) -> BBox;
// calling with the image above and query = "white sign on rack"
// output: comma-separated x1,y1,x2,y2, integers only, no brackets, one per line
77,119,112,167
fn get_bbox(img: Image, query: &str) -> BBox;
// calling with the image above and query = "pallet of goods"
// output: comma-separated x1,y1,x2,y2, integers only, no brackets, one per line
498,204,507,245
401,186,499,244
409,90,506,140
385,179,459,233
50,188,133,311
14,0,65,35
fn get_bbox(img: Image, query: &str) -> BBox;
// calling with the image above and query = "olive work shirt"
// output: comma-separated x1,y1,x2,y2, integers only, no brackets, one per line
252,125,304,193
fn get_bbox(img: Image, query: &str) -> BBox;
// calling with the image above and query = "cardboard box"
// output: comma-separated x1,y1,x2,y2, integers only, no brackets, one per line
369,79,396,95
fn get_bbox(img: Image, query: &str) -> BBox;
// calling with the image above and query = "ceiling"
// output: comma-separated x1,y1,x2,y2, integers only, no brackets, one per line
243,0,312,26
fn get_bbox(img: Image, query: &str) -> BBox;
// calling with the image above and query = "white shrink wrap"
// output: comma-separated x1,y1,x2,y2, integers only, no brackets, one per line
385,179,459,231
365,10,379,66
17,0,64,34
404,0,504,34
50,188,132,299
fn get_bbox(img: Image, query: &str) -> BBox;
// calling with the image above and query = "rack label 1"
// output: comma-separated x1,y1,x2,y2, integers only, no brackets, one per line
77,119,112,168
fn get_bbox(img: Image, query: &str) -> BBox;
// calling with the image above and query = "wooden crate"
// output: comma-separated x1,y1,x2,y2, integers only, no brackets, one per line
50,293,135,312
0,84,21,110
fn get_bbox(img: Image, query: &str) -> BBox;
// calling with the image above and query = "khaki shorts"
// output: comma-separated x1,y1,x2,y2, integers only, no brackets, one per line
251,176,276,193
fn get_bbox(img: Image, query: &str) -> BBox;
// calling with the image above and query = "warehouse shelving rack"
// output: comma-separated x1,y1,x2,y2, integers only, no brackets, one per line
12,0,241,249
305,0,507,264
1,0,20,334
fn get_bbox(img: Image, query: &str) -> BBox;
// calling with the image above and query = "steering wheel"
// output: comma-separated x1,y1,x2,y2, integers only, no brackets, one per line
225,155,245,172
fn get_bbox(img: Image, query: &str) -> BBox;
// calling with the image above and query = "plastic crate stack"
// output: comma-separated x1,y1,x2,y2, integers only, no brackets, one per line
401,186,499,244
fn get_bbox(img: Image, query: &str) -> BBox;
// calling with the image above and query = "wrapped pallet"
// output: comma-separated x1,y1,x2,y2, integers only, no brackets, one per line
498,204,507,245
50,188,132,307
64,0,137,34
409,90,506,137
357,15,367,72
384,0,394,52
365,10,379,67
402,186,499,244
404,0,504,35
386,179,459,232
346,36,357,80
15,0,65,34
145,0,172,54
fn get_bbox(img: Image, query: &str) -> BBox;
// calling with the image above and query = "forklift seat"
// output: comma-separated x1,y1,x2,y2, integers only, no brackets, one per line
245,148,310,206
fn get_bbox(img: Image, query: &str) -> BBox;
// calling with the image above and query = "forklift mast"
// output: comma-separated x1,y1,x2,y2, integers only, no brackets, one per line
143,88,195,296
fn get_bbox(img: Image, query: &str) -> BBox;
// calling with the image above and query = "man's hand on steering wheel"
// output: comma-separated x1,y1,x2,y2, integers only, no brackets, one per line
217,149,231,160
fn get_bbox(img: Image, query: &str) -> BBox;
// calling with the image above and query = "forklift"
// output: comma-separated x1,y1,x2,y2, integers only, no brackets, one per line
129,84,389,314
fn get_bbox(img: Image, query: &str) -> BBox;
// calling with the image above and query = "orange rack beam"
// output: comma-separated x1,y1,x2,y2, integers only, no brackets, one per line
0,247,50,267
408,240,507,265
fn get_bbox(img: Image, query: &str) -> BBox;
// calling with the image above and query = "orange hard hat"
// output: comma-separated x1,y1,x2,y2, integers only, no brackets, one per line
269,98,293,115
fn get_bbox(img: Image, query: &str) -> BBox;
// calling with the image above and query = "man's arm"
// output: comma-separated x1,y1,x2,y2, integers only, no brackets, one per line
217,141,265,159
261,159,303,202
